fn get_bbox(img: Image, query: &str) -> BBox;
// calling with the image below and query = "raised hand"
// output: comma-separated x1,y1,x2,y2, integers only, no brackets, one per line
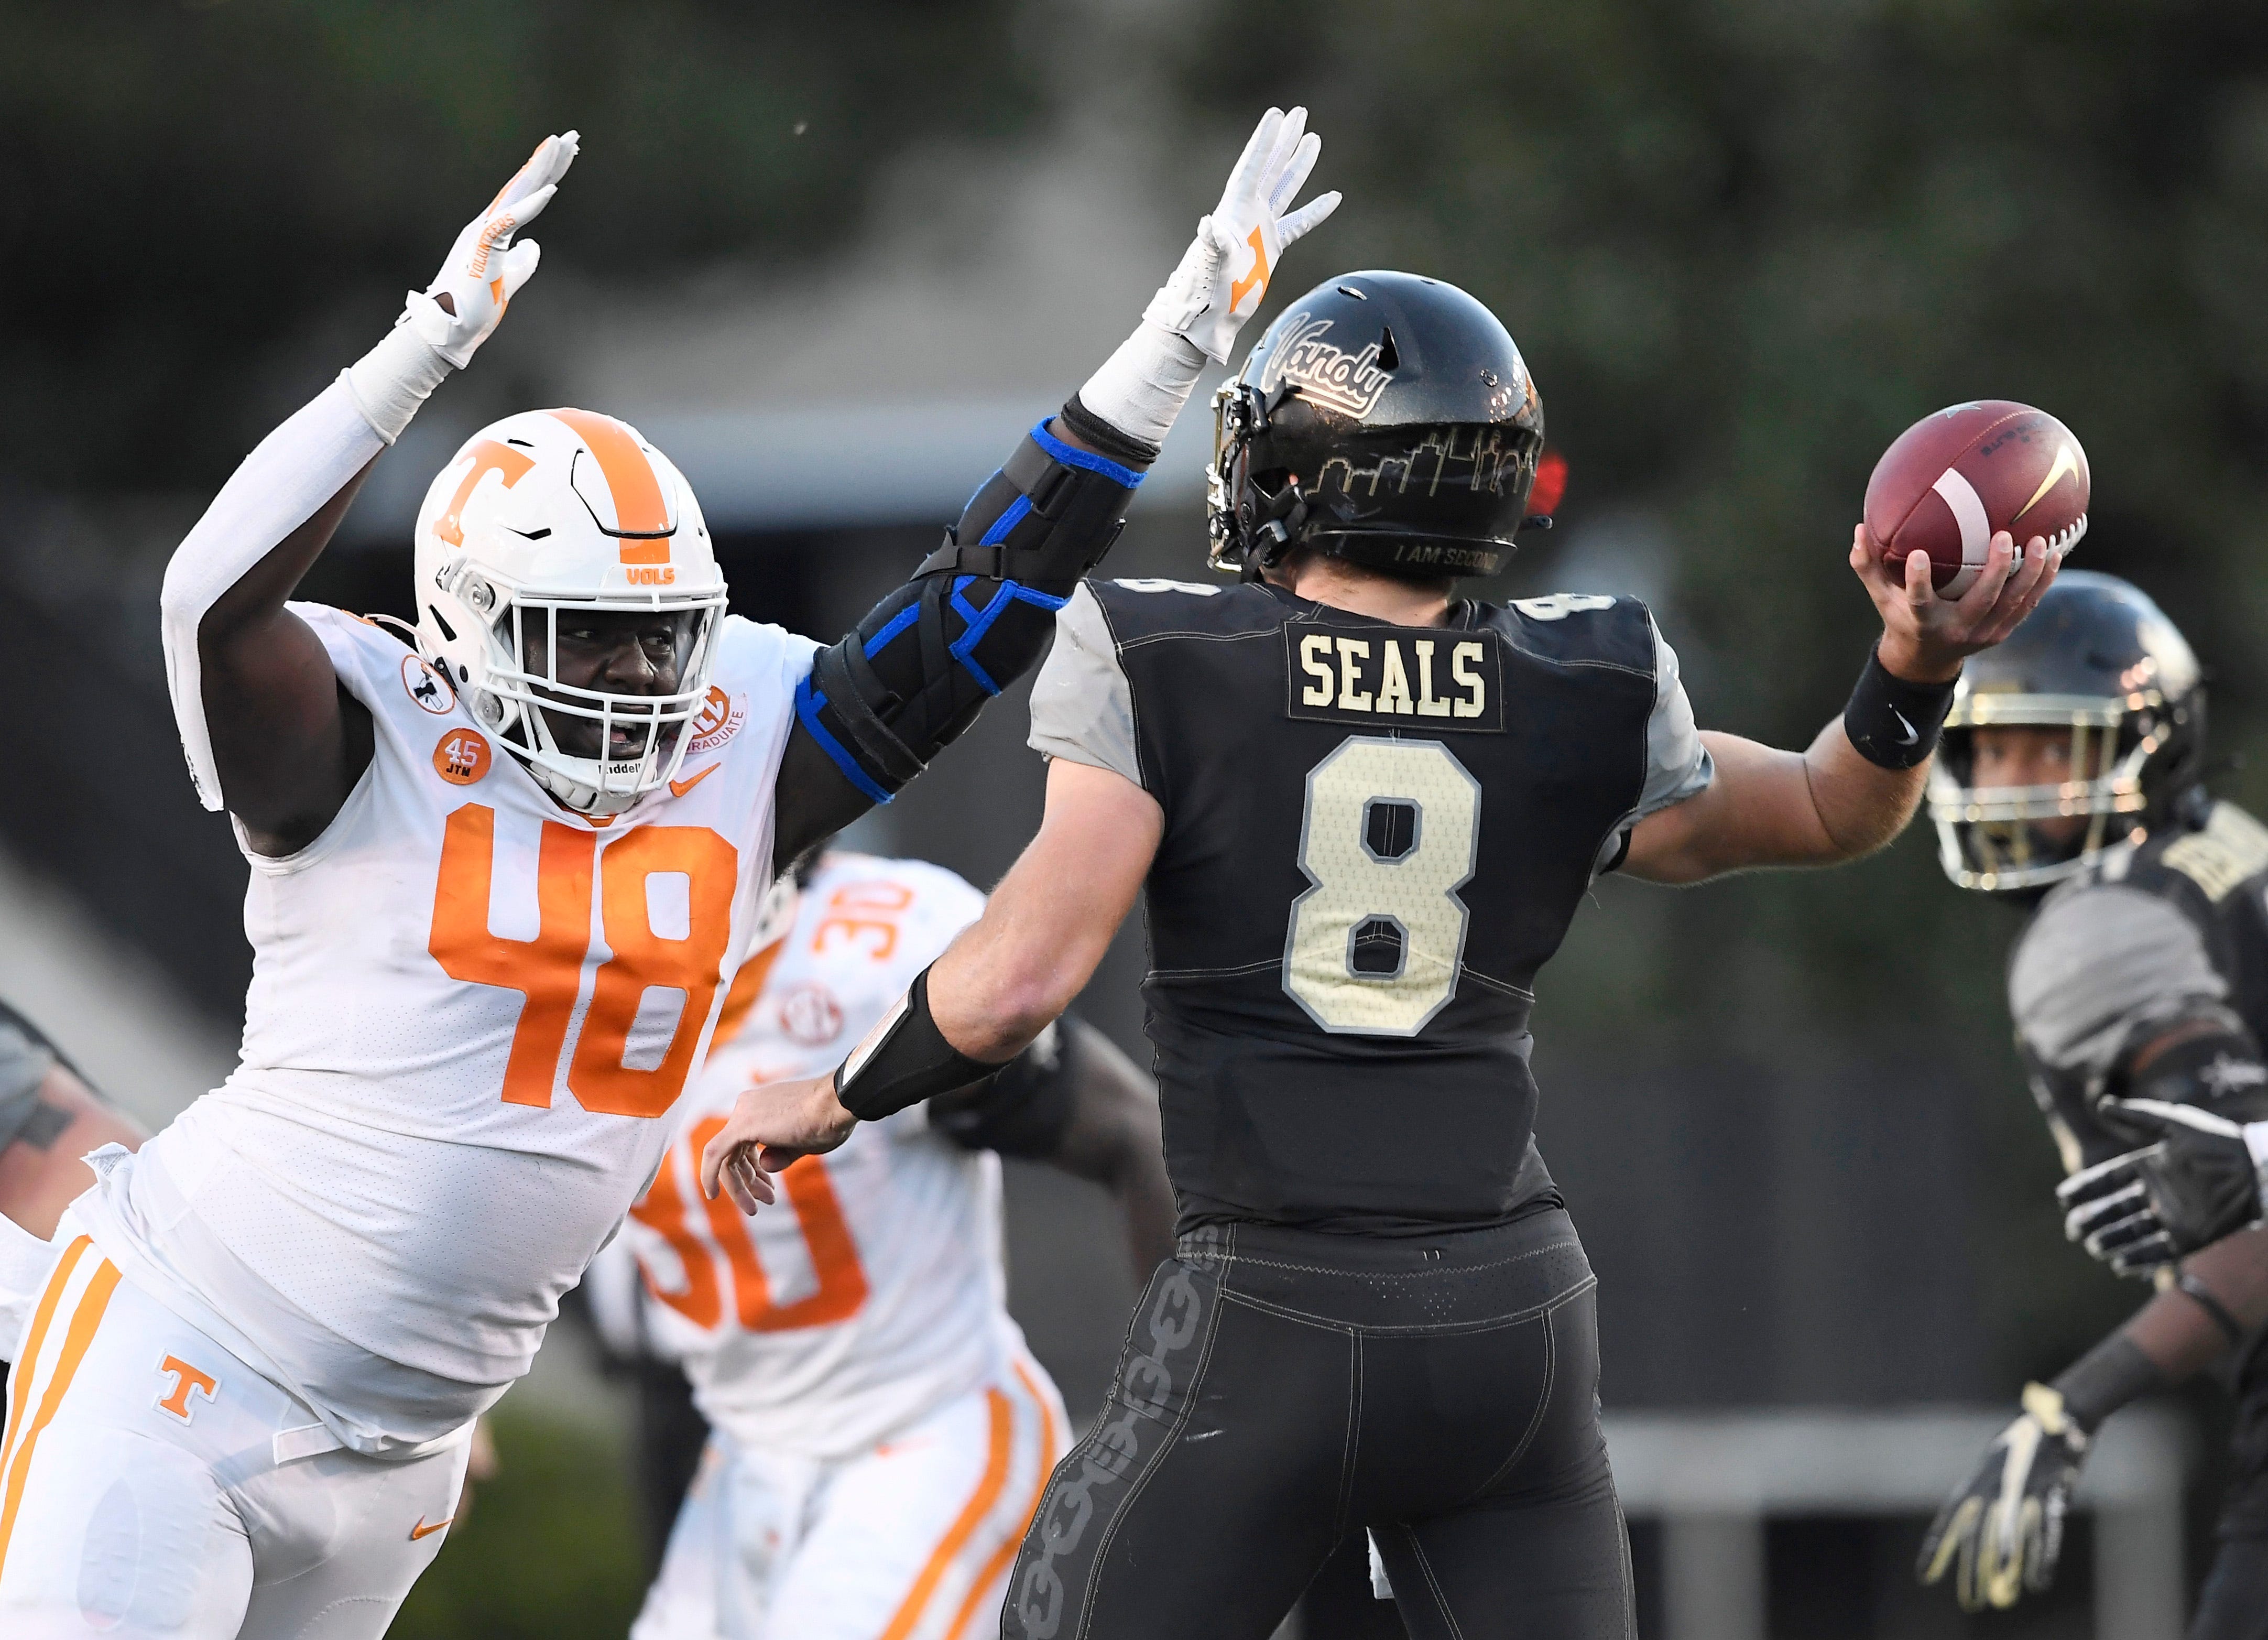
1848,524,2060,683
2058,1098,2268,1275
1149,106,1342,364
697,1071,858,1215
405,131,580,368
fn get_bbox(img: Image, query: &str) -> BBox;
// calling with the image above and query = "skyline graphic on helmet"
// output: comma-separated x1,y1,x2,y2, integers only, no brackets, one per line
1315,424,1528,502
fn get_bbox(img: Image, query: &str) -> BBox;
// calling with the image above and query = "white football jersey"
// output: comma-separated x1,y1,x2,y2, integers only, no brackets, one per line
75,603,817,1456
621,852,1031,1460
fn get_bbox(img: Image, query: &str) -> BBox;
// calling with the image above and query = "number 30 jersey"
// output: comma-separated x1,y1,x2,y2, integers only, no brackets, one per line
74,603,817,1455
617,852,1034,1460
1028,578,1712,1234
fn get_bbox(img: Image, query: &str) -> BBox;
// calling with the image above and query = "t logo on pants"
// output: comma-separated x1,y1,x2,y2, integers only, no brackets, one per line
155,1355,218,1424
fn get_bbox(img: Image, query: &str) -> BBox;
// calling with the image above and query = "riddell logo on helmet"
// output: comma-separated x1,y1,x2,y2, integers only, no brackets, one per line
1260,314,1392,421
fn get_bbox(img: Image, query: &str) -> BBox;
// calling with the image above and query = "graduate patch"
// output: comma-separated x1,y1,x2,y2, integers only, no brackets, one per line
1283,626,1504,733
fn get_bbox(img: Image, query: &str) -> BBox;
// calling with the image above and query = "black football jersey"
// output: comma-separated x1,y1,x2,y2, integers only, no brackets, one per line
2013,802,2268,1171
2008,803,2268,1530
1061,578,1671,1233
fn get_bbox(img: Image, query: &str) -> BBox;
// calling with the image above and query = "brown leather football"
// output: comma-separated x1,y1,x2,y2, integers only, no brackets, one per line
1863,401,2088,594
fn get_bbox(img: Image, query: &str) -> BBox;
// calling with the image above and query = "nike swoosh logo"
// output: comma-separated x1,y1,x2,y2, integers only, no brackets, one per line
1892,708,1918,746
410,1515,454,1541
670,765,719,799
2012,443,2081,523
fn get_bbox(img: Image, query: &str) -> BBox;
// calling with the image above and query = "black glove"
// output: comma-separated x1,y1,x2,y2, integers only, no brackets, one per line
2056,1097,2268,1276
1917,1384,2089,1611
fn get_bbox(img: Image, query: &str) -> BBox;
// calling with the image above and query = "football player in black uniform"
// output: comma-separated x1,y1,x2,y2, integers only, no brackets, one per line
1915,572,2268,1636
697,260,2059,1632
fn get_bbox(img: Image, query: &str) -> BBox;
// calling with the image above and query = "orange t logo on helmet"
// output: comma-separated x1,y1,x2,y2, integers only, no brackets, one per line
434,440,537,550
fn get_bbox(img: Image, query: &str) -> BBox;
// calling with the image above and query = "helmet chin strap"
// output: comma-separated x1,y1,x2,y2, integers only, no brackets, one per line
1247,479,1312,571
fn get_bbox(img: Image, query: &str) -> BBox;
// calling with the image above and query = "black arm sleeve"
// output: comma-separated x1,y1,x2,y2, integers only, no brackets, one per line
2105,1022,2268,1134
930,1015,1087,1159
772,421,1143,865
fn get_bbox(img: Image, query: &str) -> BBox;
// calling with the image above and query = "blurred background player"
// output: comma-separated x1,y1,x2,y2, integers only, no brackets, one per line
0,1000,146,1406
700,253,2060,1635
0,111,1162,1636
0,1001,145,1244
586,851,1170,1640
1918,571,2268,1636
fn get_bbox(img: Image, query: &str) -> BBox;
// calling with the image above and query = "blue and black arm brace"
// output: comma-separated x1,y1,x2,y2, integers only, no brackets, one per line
795,417,1144,805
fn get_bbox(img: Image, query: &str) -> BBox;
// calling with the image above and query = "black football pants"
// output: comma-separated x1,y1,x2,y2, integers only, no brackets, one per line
2194,1534,2268,1639
998,1209,1634,1639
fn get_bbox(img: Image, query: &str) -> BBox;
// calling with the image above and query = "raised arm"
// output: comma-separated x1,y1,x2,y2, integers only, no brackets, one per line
157,134,576,855
1622,525,2059,884
769,106,1340,868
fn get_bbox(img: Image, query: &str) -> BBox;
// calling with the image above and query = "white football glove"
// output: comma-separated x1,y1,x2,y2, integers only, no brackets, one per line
1149,106,1342,364
405,131,579,368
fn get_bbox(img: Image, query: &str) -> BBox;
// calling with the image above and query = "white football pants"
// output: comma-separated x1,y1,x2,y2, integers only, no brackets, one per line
0,1234,471,1638
632,1352,1065,1640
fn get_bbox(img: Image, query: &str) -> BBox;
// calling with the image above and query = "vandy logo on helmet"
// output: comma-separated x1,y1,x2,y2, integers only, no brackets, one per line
412,408,728,814
1258,313,1393,421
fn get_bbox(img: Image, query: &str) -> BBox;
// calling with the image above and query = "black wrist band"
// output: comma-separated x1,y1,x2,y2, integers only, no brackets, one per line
1842,643,1958,769
832,965,999,1121
2051,1333,2168,1432
2178,1272,2250,1351
1060,394,1163,469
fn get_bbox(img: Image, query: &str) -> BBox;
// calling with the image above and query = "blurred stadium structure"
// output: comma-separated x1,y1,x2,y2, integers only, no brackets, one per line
10,1,2268,1633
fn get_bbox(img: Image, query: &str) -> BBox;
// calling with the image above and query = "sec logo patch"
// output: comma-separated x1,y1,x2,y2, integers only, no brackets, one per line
402,655,455,714
779,983,845,1047
433,729,490,785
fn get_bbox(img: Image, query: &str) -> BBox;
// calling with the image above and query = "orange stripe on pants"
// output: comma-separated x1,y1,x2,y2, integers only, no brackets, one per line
0,1254,122,1579
945,1362,1063,1640
0,1235,91,1491
879,1387,1015,1640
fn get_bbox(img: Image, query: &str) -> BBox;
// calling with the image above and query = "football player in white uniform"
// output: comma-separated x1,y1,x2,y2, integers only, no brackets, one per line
599,852,1170,1640
0,101,1304,1634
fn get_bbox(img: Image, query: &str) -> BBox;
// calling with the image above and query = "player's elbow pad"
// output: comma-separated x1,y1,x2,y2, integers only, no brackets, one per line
795,421,1141,803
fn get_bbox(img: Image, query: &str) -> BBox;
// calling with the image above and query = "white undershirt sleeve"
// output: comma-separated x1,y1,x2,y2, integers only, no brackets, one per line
158,331,450,813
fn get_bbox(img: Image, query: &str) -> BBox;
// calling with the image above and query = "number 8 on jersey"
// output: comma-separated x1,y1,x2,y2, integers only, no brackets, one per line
1284,737,1482,1036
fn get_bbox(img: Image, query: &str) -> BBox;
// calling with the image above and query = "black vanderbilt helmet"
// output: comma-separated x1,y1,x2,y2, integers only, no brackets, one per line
1930,570,2206,894
1206,271,1545,580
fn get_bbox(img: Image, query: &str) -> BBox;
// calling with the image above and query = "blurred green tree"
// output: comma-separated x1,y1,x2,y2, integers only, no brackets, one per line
0,0,1040,491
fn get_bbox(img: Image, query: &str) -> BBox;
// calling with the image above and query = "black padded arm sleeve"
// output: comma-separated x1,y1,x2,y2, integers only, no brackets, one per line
774,421,1141,863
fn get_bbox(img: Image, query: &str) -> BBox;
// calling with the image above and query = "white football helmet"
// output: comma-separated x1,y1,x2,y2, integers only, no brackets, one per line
413,408,729,813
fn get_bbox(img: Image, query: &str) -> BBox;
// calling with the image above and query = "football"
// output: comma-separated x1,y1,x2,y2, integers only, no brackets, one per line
1862,401,2089,596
